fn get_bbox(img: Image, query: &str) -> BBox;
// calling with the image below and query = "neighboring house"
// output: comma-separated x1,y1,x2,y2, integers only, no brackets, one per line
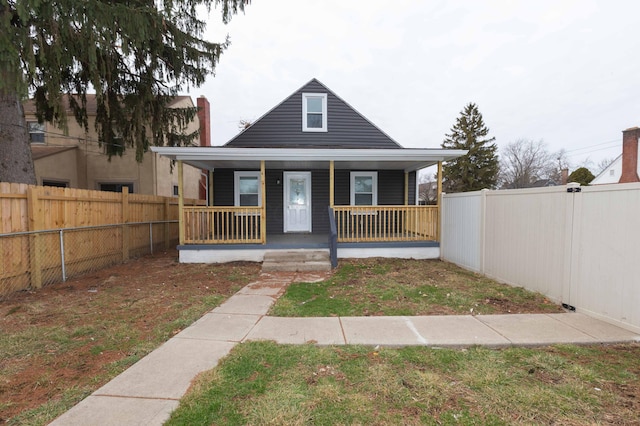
418,181,438,205
592,126,640,185
23,95,209,199
530,178,558,188
152,78,466,263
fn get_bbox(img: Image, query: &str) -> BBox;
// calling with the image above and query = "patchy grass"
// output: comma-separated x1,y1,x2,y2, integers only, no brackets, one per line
167,341,640,425
0,251,261,425
2,253,629,425
271,258,563,317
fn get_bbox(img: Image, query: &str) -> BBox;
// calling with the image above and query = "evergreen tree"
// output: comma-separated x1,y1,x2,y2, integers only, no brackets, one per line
0,0,248,184
441,103,499,192
568,167,595,186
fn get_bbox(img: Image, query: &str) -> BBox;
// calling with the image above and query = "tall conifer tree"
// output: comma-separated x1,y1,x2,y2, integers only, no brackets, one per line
0,0,248,184
441,103,499,192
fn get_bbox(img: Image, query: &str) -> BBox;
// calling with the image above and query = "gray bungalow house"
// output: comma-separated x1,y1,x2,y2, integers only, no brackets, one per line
152,79,466,264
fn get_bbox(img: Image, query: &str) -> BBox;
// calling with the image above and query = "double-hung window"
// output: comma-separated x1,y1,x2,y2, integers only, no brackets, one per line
302,93,327,132
350,172,378,206
234,171,261,206
28,122,45,143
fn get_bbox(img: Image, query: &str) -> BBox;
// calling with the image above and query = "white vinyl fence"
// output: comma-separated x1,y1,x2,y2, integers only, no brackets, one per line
442,182,640,333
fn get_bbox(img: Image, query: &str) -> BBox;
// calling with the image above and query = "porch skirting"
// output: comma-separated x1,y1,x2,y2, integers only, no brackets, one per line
177,241,439,264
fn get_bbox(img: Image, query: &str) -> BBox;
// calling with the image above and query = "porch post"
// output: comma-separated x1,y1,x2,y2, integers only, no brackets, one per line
404,172,409,205
178,160,184,245
329,160,335,207
437,161,443,241
260,160,266,244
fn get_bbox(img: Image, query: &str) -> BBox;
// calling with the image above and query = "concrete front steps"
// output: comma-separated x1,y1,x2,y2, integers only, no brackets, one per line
262,250,332,272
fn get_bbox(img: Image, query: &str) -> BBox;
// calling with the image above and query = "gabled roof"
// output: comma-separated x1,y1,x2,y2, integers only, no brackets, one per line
591,154,622,185
224,78,402,149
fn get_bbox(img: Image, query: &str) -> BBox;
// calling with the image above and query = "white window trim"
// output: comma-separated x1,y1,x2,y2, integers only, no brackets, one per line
350,171,378,206
234,171,262,207
302,93,328,132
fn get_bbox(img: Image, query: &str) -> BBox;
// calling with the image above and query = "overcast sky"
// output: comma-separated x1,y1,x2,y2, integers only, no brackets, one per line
193,0,639,173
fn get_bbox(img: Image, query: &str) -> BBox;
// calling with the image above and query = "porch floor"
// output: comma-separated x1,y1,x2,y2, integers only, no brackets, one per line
265,233,329,249
178,233,440,251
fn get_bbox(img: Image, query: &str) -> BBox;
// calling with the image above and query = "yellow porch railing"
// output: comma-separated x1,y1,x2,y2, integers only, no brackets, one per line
183,206,263,244
333,205,438,242
181,205,437,245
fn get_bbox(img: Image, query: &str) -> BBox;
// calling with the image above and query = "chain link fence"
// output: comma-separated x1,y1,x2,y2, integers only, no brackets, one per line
0,221,178,298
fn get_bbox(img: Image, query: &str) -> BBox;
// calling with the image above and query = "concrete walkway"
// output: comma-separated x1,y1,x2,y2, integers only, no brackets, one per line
51,271,640,426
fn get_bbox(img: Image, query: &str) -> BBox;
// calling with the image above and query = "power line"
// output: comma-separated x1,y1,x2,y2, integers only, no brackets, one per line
1,120,197,150
564,139,619,154
565,144,621,159
0,120,128,149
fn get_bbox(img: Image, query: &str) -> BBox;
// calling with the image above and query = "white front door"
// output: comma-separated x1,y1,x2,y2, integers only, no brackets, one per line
283,172,312,233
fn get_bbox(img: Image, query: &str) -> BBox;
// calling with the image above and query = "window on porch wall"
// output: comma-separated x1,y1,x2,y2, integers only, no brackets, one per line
350,172,378,205
234,171,261,206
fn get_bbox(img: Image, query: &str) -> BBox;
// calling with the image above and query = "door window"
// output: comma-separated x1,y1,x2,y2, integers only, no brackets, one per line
289,178,306,205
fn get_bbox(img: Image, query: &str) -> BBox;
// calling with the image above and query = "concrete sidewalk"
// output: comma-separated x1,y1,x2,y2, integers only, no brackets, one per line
51,271,640,426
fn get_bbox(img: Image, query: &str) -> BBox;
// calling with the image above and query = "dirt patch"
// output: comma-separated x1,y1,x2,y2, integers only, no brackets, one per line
0,250,261,423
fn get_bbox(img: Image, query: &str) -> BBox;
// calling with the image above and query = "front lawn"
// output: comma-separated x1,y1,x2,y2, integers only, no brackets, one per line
167,341,640,425
271,258,563,317
0,252,261,425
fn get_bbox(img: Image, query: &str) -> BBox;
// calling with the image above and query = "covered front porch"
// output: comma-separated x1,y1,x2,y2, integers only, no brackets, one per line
151,147,466,264
181,204,438,244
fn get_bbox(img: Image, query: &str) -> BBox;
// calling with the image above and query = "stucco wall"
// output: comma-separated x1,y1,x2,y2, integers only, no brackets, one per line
27,97,202,198
35,148,80,187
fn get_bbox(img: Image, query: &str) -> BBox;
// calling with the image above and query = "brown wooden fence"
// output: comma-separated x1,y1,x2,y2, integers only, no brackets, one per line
0,182,204,296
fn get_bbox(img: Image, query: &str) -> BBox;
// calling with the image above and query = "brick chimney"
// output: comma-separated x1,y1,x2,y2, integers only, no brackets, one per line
196,96,211,200
560,168,568,185
619,127,640,183
196,96,211,147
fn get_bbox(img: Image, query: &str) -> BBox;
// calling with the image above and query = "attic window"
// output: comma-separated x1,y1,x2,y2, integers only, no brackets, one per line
302,93,327,132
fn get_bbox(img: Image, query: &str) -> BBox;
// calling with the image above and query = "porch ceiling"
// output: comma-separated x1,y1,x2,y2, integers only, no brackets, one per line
151,147,468,172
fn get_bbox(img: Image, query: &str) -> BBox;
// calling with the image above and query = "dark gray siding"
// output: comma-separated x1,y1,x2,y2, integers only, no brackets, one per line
213,169,286,234
334,170,405,206
265,169,330,234
408,171,417,205
311,170,330,234
215,168,330,235
225,79,402,149
212,169,234,206
214,168,407,236
265,170,283,234
334,170,350,205
378,170,405,204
